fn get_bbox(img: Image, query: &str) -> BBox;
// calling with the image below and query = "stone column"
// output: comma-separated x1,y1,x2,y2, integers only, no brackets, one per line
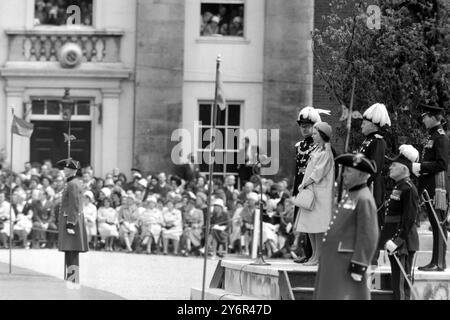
5,87,26,172
101,88,121,177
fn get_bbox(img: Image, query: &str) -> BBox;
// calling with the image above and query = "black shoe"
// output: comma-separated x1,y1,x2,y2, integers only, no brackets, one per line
294,256,309,264
418,264,445,272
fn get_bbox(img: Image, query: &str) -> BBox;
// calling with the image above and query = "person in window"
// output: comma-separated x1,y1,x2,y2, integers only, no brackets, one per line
200,11,213,36
229,16,243,36
203,16,220,36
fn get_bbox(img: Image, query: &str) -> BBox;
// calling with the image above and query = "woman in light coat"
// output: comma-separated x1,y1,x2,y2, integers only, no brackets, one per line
294,122,335,265
97,198,119,251
83,191,98,246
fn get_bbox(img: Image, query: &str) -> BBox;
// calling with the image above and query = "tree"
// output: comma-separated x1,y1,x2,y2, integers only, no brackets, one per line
312,0,450,154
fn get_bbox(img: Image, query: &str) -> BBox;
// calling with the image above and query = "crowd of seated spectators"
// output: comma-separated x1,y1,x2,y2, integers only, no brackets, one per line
34,0,93,26
0,158,297,259
200,4,244,37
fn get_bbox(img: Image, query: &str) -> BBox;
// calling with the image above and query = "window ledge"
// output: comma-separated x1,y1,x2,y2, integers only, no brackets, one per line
196,36,250,45
6,26,124,36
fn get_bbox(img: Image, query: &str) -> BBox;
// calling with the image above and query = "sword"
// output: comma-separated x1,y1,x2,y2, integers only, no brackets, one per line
421,189,448,246
391,252,420,300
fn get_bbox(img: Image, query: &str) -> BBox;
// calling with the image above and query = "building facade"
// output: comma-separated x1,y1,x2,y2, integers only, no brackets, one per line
0,0,334,183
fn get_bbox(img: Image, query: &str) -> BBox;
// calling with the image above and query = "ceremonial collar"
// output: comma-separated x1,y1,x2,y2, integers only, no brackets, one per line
395,177,410,186
365,131,379,139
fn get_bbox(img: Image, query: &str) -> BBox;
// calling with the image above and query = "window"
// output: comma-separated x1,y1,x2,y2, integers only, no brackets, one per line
197,102,242,180
200,2,244,37
34,0,93,26
31,98,92,117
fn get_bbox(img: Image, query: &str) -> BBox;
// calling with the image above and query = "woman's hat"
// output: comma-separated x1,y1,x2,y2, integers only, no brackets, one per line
100,187,111,198
213,198,225,209
314,122,332,139
247,192,259,202
84,190,94,201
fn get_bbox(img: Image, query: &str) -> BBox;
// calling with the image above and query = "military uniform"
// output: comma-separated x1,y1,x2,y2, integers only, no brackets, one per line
417,124,449,270
358,132,387,212
380,177,419,300
293,136,316,203
314,184,379,300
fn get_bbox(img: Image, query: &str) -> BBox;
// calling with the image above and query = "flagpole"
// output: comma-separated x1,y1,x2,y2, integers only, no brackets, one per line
201,54,221,300
9,107,14,274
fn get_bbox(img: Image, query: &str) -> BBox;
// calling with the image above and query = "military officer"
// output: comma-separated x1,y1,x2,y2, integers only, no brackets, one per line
292,106,330,263
57,158,89,286
382,145,420,300
359,103,391,265
413,103,449,271
314,153,379,300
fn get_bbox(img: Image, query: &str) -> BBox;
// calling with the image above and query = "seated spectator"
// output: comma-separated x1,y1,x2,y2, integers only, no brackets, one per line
196,175,207,194
138,196,164,254
180,194,204,256
161,199,183,255
110,189,122,209
96,187,111,208
208,198,231,257
0,192,13,248
229,199,245,253
11,189,33,248
157,173,172,199
239,192,258,255
118,194,140,253
30,190,57,249
83,191,98,249
97,197,119,251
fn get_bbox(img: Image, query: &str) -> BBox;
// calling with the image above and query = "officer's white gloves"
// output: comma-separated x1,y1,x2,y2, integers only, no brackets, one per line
350,273,363,282
385,239,398,255
412,163,421,177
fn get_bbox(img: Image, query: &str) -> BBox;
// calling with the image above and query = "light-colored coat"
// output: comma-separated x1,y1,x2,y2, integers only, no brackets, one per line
295,143,334,233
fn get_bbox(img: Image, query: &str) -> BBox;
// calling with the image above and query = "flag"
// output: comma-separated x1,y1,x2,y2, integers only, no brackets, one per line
11,115,34,137
216,69,226,111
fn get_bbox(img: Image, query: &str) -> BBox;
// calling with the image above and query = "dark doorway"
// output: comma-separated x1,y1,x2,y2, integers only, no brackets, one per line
30,121,91,168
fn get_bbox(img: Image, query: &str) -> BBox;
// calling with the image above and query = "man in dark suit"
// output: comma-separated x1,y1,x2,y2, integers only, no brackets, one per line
57,158,88,286
237,137,259,187
179,153,200,184
359,103,391,265
382,145,420,299
413,103,449,271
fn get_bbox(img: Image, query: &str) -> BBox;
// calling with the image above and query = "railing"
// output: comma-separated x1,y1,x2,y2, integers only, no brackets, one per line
6,28,124,63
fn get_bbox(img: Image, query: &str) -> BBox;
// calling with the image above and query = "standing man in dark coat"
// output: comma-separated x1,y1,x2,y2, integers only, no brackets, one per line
314,153,379,300
359,103,391,265
57,158,88,286
237,137,259,187
382,145,420,300
292,106,330,263
413,104,449,271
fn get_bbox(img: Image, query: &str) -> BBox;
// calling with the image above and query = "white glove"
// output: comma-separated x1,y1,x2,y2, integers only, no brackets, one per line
350,273,362,282
412,163,421,177
385,239,398,254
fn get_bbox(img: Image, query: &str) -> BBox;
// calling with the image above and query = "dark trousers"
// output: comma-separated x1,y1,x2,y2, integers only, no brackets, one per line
371,206,385,265
388,252,414,300
425,201,447,268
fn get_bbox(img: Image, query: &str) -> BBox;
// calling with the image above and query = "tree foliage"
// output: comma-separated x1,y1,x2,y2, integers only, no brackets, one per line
313,0,450,154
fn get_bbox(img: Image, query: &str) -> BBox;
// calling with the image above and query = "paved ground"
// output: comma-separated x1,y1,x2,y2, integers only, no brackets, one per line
0,249,218,300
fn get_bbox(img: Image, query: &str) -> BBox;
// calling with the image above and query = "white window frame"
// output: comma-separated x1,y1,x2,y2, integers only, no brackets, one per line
28,97,94,122
197,0,248,44
197,100,243,179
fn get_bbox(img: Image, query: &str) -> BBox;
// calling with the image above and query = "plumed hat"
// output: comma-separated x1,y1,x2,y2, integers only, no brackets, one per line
385,144,419,175
363,103,391,127
297,106,331,125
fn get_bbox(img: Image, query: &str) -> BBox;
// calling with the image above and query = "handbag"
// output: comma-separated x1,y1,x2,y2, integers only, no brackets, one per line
293,186,315,211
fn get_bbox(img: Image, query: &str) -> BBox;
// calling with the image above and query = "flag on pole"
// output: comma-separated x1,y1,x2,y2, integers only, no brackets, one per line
11,115,34,137
216,69,226,111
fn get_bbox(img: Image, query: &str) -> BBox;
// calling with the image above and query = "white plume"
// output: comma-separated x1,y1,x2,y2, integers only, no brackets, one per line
399,145,419,163
363,103,391,127
298,106,331,124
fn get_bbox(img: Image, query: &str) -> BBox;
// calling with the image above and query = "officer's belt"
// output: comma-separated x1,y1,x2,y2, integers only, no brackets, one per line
384,215,401,223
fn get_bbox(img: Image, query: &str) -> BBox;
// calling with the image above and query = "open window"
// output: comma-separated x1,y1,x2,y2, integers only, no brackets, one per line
34,0,93,26
200,1,245,37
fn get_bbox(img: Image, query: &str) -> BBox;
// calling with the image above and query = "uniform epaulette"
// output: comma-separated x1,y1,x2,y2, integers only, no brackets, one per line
374,134,383,139
438,128,446,135
295,141,301,147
